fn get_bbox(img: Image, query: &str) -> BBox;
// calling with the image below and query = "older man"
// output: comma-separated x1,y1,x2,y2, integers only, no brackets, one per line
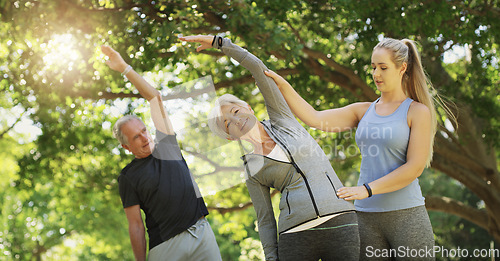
102,45,221,261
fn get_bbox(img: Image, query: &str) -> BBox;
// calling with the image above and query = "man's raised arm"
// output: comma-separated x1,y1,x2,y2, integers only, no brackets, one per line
101,45,174,135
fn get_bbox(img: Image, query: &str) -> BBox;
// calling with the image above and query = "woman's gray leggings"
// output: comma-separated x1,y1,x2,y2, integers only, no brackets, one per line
278,212,360,261
358,205,435,260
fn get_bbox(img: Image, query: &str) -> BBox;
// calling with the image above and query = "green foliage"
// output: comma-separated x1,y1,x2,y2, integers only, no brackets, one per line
0,0,498,259
420,170,494,259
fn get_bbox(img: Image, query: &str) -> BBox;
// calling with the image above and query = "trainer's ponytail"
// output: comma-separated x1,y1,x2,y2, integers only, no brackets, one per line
374,38,456,167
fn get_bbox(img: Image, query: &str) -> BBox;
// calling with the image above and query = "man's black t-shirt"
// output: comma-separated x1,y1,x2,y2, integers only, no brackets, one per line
118,130,209,249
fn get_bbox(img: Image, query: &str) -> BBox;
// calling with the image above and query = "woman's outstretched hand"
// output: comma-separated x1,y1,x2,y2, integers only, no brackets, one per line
179,35,214,52
101,45,128,73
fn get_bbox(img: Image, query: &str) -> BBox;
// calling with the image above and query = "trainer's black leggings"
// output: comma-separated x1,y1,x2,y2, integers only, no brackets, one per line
278,212,360,261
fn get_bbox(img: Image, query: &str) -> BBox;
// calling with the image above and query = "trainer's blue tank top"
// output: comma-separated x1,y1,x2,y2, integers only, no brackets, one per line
354,97,425,212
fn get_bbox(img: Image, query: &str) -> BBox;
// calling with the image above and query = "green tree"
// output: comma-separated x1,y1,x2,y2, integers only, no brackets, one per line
1,0,498,259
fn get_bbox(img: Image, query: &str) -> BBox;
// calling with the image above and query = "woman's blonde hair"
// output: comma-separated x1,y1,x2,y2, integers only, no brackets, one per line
374,38,456,167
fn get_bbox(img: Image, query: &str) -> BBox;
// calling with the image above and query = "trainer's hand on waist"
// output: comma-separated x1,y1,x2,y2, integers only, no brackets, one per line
337,186,369,200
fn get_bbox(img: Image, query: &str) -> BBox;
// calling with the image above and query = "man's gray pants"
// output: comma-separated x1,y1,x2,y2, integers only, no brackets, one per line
148,217,222,261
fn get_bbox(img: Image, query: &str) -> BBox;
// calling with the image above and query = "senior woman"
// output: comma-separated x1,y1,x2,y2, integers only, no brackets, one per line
180,35,359,261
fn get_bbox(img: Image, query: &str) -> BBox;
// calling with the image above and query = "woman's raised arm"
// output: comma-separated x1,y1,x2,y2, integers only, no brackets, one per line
180,35,297,125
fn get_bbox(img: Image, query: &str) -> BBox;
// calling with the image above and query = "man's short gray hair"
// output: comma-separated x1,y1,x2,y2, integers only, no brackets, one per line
112,115,143,145
208,94,249,139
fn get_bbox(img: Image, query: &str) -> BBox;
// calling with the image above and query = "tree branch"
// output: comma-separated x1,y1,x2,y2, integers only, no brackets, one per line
446,0,500,17
302,58,366,101
301,48,378,101
182,149,242,178
207,190,279,214
62,0,146,12
0,110,26,139
437,124,467,156
434,135,494,181
431,152,495,204
425,195,489,231
285,20,377,101
201,10,228,31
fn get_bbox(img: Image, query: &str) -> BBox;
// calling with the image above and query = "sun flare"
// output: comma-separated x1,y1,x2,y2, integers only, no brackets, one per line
42,34,81,70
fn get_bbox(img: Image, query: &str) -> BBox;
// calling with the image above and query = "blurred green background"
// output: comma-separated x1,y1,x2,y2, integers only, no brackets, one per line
0,0,498,260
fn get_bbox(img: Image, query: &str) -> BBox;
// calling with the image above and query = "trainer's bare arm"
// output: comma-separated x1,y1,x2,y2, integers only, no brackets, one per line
101,45,174,135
